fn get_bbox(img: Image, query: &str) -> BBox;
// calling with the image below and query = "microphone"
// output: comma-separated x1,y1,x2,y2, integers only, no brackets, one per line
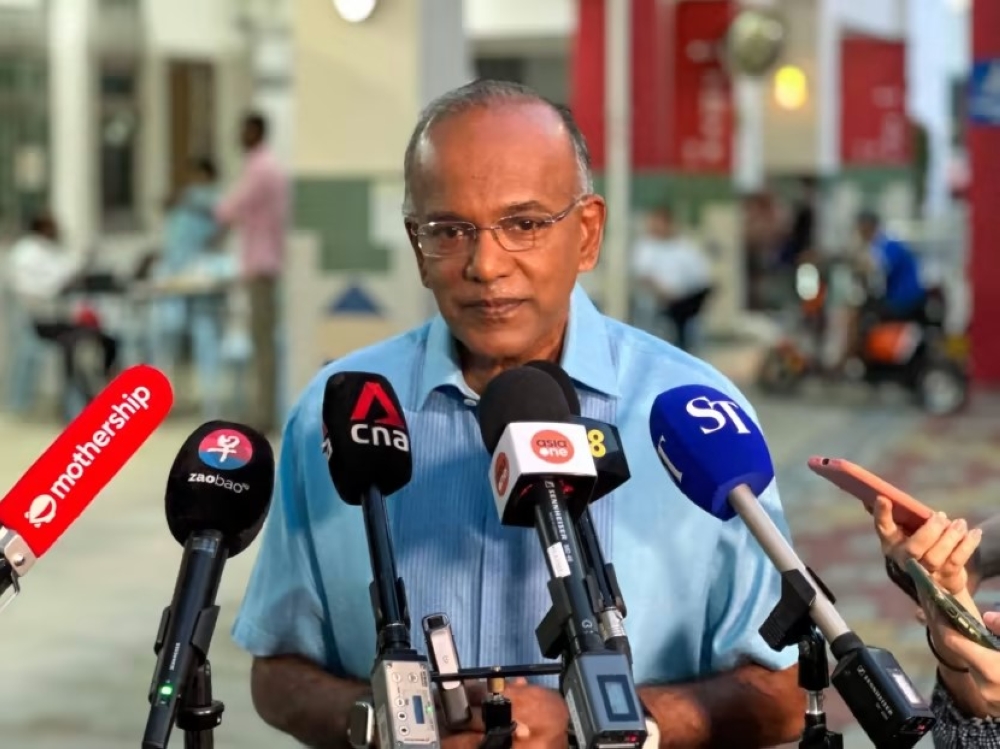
0,364,173,611
479,367,647,749
650,384,935,748
524,361,632,660
322,372,439,749
142,420,274,749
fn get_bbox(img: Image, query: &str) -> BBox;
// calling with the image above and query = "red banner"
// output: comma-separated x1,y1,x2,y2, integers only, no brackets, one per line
840,35,911,166
669,0,736,173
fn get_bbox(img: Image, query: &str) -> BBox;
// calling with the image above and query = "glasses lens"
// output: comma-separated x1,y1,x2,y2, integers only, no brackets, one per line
421,222,474,256
497,216,546,251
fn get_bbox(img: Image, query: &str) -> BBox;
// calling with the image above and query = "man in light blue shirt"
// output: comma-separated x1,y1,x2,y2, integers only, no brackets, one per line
233,80,804,749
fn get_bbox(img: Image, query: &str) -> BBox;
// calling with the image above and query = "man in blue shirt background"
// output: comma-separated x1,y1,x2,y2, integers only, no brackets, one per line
856,209,927,320
232,80,804,749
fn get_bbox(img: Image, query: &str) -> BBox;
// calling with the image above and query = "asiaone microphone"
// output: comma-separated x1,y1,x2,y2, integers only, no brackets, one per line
322,372,439,749
0,364,173,612
479,367,646,749
649,384,935,749
524,361,632,660
142,421,274,749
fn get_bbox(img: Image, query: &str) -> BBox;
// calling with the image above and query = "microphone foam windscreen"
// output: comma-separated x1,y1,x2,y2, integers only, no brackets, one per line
478,367,573,453
165,420,275,557
322,372,412,502
525,360,582,416
649,384,774,521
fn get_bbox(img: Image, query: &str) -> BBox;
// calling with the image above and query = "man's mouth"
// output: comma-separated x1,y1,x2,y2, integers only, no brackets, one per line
465,299,525,314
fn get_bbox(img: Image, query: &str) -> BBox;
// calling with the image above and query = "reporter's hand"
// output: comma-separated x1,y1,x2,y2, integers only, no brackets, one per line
873,497,981,595
465,678,569,749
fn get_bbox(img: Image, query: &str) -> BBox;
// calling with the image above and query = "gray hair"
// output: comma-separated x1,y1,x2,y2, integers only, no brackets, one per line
402,79,594,214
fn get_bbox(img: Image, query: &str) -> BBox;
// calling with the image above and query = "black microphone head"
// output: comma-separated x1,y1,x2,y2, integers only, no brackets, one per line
525,360,581,416
165,421,275,557
322,372,412,502
478,366,573,453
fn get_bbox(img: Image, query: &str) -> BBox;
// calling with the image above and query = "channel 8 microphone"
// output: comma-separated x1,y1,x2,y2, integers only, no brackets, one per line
480,367,647,749
0,365,173,611
649,385,935,748
524,360,632,660
142,421,274,749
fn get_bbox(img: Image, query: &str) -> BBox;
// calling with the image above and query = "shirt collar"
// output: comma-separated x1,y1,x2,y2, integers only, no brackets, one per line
416,284,621,408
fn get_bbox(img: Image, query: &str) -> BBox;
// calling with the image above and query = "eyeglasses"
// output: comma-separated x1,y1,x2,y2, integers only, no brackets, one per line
408,195,589,258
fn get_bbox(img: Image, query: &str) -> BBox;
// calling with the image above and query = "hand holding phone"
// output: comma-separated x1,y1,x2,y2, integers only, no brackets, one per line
807,456,934,535
906,558,1000,652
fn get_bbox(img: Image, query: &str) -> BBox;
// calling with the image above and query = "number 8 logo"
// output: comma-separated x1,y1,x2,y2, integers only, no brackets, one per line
587,429,607,458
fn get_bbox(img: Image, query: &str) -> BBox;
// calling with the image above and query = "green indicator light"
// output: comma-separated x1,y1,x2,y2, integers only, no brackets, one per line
159,684,174,697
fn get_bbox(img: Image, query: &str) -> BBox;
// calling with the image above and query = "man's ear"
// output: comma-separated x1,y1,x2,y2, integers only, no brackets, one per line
577,195,607,273
405,220,430,289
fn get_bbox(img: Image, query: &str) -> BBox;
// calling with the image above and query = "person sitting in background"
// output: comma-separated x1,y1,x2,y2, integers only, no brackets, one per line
6,213,119,410
632,205,714,352
873,500,1000,747
842,210,928,367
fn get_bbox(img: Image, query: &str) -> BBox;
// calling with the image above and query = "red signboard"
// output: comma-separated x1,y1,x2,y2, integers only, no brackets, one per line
669,0,736,173
840,35,911,166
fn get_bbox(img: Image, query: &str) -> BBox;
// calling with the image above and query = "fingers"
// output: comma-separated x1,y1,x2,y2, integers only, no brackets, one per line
921,518,971,573
874,496,906,553
935,527,983,588
985,611,1000,635
914,606,927,625
900,512,951,564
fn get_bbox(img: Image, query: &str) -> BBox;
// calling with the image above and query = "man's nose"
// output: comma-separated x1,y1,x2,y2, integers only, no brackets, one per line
464,228,513,283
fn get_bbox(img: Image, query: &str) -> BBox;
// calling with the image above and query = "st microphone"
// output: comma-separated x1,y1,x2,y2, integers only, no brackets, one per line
322,371,439,749
479,367,646,749
142,421,274,749
524,361,631,660
0,364,173,612
649,384,935,748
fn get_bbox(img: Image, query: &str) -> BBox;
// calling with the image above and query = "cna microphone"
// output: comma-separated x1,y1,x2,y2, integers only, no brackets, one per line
524,361,632,660
649,384,935,749
322,372,439,749
479,367,646,749
142,421,274,749
0,364,173,613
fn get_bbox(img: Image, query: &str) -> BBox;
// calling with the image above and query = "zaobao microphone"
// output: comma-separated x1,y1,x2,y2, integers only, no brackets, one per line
0,364,173,609
650,384,935,748
143,421,274,749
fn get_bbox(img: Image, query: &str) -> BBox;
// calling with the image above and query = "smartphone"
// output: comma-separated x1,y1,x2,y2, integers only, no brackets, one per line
885,556,920,604
807,456,934,535
905,558,1000,651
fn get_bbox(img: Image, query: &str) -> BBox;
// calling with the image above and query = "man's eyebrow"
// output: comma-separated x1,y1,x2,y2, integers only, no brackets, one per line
421,200,552,222
502,200,551,213
422,210,468,222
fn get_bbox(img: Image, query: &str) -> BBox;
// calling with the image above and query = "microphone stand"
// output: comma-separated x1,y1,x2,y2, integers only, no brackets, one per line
175,661,224,749
760,568,843,749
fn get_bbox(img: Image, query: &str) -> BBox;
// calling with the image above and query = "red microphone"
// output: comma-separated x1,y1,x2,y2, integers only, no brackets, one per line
0,364,173,609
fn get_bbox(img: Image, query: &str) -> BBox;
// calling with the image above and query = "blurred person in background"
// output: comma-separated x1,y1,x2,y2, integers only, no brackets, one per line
873,501,1000,747
632,205,714,352
5,212,119,408
151,157,223,372
841,210,927,368
779,176,818,268
215,112,289,435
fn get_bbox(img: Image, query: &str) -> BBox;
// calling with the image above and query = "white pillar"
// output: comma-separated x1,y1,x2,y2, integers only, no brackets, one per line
48,0,96,253
603,0,631,322
251,27,295,167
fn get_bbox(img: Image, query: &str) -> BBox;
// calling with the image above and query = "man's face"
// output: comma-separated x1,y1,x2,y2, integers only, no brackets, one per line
856,220,876,245
405,103,606,363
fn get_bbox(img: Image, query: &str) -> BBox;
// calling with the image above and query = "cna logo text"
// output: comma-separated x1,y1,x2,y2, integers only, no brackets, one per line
349,381,409,452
